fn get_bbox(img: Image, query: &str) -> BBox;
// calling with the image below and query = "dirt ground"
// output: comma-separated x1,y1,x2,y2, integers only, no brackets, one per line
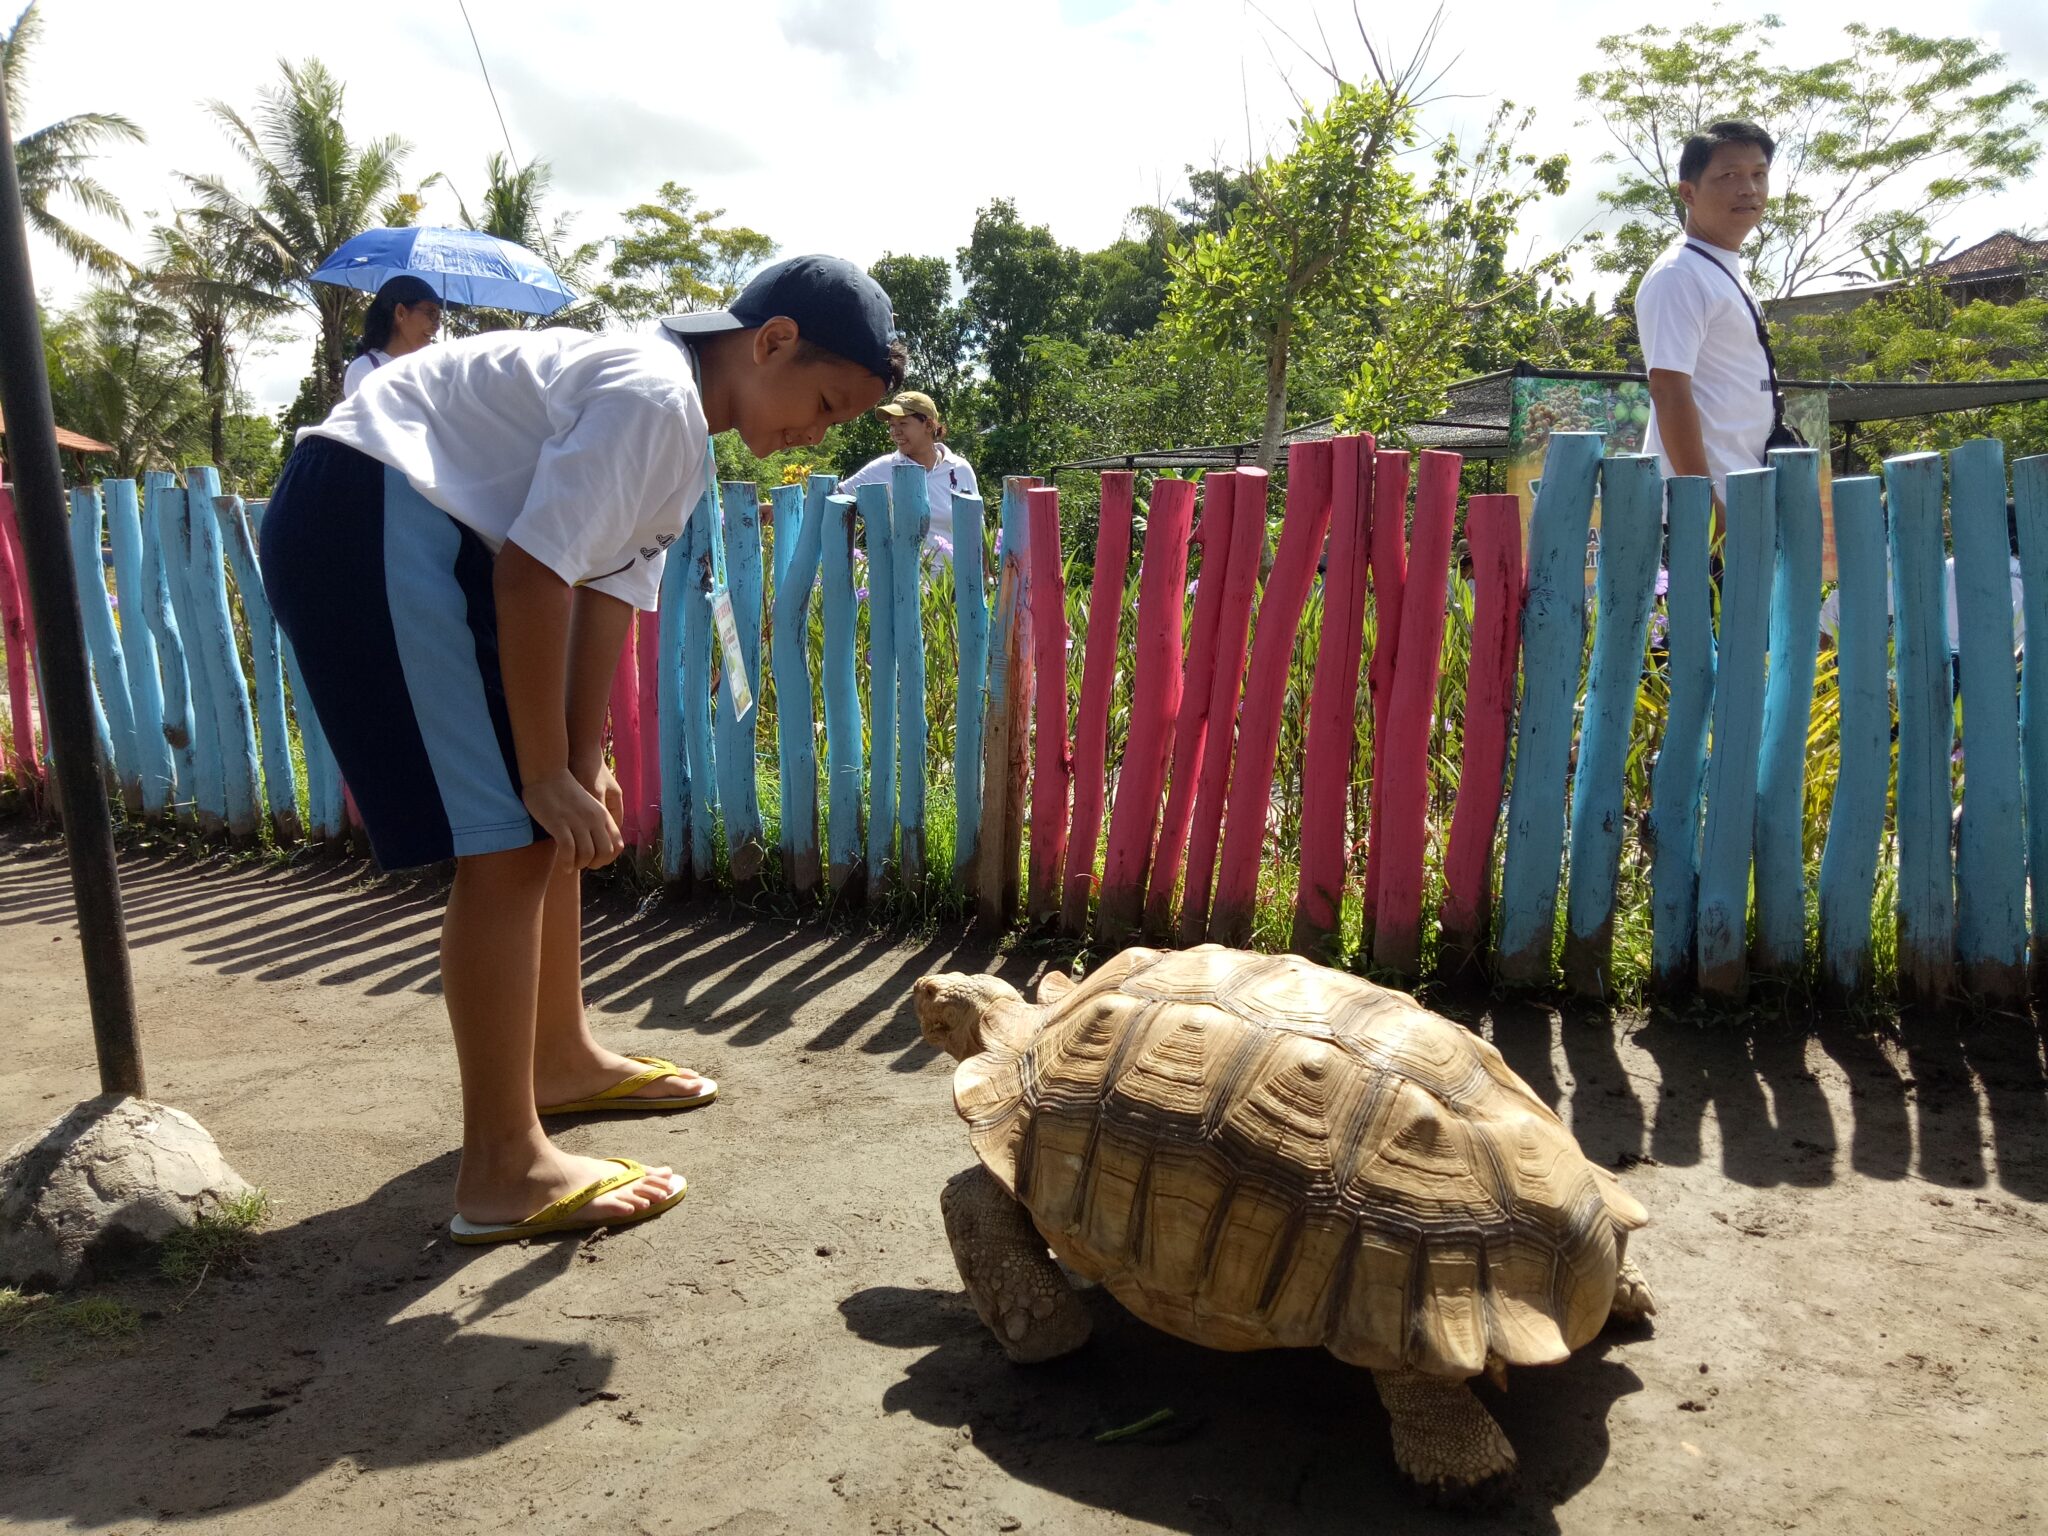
2,830,2044,1536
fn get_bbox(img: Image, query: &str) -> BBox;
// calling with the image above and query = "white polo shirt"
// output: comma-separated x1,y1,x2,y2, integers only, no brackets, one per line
1637,234,1775,499
302,328,707,611
838,444,980,554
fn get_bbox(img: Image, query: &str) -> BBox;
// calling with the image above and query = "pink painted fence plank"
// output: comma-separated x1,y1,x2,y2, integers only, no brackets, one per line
1026,485,1070,920
1177,469,1267,945
1097,476,1195,942
1290,433,1374,957
1060,470,1134,935
1146,472,1237,939
1359,450,1411,943
1211,443,1336,946
1437,492,1525,964
1370,450,1462,975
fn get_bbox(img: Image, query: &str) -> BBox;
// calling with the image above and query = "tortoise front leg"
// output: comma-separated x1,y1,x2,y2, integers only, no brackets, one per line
1371,1369,1517,1508
941,1164,1091,1363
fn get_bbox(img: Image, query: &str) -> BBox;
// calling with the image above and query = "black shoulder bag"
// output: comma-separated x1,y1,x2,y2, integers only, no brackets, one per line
1684,242,1807,451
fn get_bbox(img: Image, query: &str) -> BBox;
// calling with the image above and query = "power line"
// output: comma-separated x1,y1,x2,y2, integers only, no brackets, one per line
456,0,519,169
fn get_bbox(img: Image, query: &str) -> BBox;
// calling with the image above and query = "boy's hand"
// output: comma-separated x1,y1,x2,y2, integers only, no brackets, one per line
523,768,624,870
574,758,626,850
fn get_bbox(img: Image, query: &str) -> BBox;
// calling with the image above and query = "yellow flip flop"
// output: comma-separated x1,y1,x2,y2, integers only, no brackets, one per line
448,1157,686,1245
538,1055,719,1116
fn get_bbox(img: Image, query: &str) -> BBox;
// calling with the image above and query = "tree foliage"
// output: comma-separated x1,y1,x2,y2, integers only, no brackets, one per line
594,181,776,325
1578,14,2048,299
1,1,144,275
43,286,208,477
185,58,412,414
146,210,291,468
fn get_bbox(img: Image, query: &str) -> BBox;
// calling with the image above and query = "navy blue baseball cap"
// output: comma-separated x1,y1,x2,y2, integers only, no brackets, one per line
661,254,896,380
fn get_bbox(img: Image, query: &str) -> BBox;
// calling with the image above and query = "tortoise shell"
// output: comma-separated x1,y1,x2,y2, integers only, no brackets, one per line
952,945,1646,1378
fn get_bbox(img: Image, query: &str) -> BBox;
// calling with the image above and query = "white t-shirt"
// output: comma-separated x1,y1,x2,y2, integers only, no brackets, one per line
1637,235,1775,499
838,444,979,554
341,350,390,399
303,329,707,611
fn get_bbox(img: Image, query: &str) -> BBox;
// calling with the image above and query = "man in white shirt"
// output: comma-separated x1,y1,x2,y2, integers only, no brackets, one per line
839,391,980,557
1637,120,1780,505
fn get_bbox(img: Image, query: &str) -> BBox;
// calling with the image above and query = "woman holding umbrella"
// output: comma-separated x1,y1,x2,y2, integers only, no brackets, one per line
342,275,443,398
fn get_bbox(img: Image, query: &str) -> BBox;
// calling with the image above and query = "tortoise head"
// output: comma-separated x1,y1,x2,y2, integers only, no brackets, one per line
914,972,1033,1060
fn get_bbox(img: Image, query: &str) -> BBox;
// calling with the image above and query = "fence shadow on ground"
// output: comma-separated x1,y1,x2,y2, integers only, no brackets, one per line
839,1281,1647,1536
0,1151,612,1528
4,833,2044,1195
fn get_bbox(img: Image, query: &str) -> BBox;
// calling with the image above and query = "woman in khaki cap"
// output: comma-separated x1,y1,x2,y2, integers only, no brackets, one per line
838,390,979,559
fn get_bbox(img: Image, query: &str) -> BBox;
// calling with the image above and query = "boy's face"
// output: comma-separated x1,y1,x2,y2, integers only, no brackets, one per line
733,318,889,457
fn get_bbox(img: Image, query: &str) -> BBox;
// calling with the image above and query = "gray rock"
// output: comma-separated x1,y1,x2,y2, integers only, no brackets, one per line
0,1095,253,1290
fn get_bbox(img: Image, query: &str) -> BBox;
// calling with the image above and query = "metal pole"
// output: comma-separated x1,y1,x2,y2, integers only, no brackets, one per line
0,74,144,1096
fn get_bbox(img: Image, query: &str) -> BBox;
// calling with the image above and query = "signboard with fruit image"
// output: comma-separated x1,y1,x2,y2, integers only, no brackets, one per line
1505,374,1837,578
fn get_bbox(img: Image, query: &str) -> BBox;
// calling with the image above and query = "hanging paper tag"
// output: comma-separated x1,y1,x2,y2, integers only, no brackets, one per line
711,587,753,719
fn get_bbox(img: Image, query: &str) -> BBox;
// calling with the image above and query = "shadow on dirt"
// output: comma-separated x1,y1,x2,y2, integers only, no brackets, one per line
840,1282,1646,1536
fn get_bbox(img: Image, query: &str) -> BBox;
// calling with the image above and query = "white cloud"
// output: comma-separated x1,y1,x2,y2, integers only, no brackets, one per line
14,0,2042,417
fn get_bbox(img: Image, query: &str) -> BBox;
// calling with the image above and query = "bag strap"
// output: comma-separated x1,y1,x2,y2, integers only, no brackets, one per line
1685,241,1785,436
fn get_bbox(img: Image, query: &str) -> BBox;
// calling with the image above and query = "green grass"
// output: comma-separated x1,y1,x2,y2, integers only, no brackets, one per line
158,1189,271,1288
0,1288,143,1342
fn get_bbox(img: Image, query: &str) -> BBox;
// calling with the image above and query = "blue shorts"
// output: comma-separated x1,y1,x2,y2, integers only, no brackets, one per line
263,436,543,869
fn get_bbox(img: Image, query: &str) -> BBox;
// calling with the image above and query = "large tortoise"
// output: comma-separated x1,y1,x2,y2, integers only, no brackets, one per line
913,944,1655,1504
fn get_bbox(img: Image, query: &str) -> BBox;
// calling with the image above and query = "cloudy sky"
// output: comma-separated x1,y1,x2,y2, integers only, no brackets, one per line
16,0,2046,413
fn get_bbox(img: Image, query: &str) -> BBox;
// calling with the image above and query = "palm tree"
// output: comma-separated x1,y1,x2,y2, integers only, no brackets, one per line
145,210,291,468
1,2,145,275
450,152,600,333
184,58,409,413
43,286,208,477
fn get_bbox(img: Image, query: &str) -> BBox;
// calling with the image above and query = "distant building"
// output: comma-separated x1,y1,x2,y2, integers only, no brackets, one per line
1764,230,2048,324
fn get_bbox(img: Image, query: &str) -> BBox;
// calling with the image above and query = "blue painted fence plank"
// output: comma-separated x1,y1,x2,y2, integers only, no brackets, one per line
771,477,826,892
2017,455,2048,987
1696,467,1778,998
216,493,301,839
820,493,865,893
68,485,141,810
716,481,766,883
953,491,990,884
139,471,195,812
682,484,719,881
1497,431,1603,981
768,480,807,873
1563,454,1662,997
101,478,173,816
858,482,897,899
891,464,930,894
656,497,696,886
1816,477,1891,995
1949,438,2027,998
1753,448,1824,973
182,468,262,839
1647,475,1717,989
1884,451,1955,1000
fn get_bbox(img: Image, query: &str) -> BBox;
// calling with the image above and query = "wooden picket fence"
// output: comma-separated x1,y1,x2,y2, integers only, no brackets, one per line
5,432,2047,1005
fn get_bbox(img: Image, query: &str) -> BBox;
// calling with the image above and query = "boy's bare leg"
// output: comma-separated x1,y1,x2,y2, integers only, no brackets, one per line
530,854,711,1105
445,841,679,1225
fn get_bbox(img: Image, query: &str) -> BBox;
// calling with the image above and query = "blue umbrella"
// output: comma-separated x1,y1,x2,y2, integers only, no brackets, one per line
310,226,578,316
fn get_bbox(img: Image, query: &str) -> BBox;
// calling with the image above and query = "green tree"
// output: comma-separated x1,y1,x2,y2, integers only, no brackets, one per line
221,406,282,494
0,2,144,275
1172,164,1253,240
450,152,601,333
594,182,776,324
1578,16,2048,299
1337,104,1599,435
1164,75,1419,467
1081,206,1177,339
956,198,1085,477
145,210,292,469
43,285,207,476
186,58,411,414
